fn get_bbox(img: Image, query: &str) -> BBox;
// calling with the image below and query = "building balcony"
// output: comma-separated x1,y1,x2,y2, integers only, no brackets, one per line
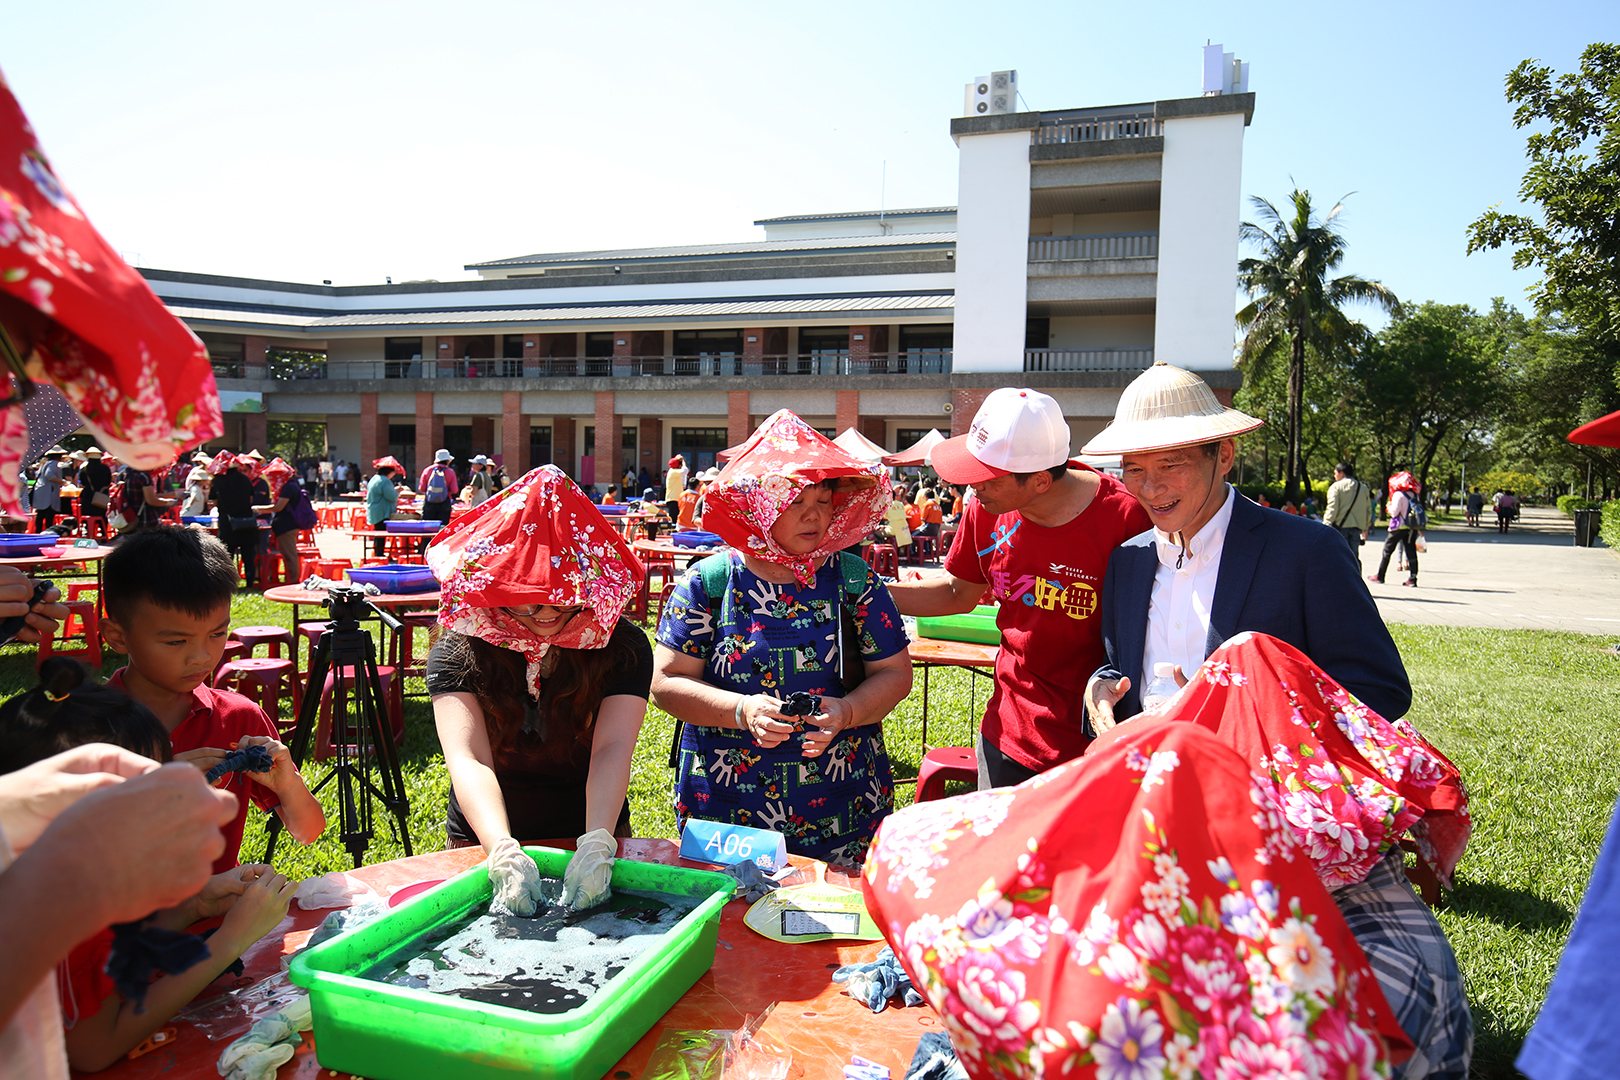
1024,348,1154,373
1028,232,1158,263
301,352,955,381
1034,108,1162,146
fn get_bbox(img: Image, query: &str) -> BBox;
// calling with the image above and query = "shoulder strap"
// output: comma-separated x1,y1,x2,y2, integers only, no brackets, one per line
697,552,731,601
835,550,868,600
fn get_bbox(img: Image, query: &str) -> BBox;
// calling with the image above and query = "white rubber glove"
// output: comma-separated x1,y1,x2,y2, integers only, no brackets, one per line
560,828,616,910
486,836,543,915
218,994,312,1080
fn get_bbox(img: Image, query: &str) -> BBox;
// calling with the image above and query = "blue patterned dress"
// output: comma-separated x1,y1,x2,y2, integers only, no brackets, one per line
657,551,908,865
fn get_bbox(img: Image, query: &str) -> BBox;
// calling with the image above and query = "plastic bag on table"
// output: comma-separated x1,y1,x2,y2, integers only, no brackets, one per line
725,1007,792,1080
643,1029,729,1080
173,970,304,1042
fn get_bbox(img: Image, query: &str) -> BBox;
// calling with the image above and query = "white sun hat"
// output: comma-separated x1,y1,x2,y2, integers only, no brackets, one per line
1081,361,1263,456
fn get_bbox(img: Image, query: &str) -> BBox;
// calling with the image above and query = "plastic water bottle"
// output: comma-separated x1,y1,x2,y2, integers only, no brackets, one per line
1140,662,1180,713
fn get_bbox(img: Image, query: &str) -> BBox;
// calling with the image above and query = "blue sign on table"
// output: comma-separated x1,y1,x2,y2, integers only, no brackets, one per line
678,819,789,872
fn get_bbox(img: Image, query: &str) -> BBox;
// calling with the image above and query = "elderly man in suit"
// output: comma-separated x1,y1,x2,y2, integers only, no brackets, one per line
1082,361,1470,1080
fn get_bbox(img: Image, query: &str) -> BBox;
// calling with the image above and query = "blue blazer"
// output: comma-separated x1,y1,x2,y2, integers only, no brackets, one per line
1094,493,1411,724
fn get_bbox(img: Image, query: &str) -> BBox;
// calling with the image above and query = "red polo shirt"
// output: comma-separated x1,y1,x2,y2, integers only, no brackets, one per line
109,669,281,874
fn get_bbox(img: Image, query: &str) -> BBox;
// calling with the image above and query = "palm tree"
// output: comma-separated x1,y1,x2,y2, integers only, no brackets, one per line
1237,190,1400,503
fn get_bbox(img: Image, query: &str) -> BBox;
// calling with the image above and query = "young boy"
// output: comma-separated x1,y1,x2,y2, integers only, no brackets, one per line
0,658,300,1073
101,525,325,872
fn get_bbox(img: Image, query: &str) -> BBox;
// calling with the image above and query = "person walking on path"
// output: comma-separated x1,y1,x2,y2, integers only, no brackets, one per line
1466,487,1484,527
418,449,459,528
1497,489,1519,533
663,455,687,522
1372,471,1421,587
1322,461,1373,571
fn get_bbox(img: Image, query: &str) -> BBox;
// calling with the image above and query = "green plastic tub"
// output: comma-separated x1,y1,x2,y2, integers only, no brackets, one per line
289,848,735,1080
916,604,1001,645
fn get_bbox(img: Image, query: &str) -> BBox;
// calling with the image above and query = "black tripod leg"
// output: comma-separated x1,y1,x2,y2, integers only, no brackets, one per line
261,629,333,865
360,636,413,856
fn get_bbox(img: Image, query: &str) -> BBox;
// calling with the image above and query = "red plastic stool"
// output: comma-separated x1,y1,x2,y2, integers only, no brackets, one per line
296,621,328,671
913,534,939,563
214,658,301,733
315,665,404,760
37,600,101,668
230,625,293,660
867,544,898,577
255,551,285,588
915,747,979,802
390,612,438,680
81,516,110,542
213,639,248,682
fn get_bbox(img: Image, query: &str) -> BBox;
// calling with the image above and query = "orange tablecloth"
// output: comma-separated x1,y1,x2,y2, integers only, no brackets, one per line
96,841,942,1080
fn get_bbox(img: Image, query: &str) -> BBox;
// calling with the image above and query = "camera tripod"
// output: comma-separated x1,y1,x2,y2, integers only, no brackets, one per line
261,585,413,868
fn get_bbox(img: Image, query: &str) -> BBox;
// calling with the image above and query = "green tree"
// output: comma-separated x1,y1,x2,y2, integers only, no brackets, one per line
1467,43,1620,352
1349,303,1509,498
1493,316,1620,497
1237,189,1400,503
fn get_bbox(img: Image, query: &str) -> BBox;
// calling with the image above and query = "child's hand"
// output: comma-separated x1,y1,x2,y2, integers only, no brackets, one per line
192,863,272,921
175,746,230,779
235,735,296,789
218,870,299,948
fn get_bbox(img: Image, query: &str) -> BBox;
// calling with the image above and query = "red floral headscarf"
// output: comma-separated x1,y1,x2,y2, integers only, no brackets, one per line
701,409,889,586
261,456,296,498
234,454,261,481
205,449,237,476
1090,631,1470,890
372,455,403,473
863,721,1411,1079
425,464,646,697
0,69,221,508
1386,471,1419,494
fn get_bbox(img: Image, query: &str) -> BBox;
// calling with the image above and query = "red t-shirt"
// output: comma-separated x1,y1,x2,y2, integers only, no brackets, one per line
57,928,116,1028
110,669,281,874
943,467,1151,771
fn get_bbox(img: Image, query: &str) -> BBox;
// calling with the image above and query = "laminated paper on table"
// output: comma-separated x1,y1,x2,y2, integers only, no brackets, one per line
742,883,883,944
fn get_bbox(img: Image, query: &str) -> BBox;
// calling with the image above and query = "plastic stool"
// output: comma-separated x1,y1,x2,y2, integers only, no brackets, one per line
230,625,293,660
390,612,437,680
255,551,284,588
80,516,110,541
315,665,404,760
37,600,101,668
915,747,979,802
214,658,301,733
296,621,329,671
913,535,939,562
213,640,248,682
867,544,898,577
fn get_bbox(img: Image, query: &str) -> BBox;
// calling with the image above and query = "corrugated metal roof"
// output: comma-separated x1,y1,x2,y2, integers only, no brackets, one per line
167,293,955,331
753,206,957,224
467,231,956,269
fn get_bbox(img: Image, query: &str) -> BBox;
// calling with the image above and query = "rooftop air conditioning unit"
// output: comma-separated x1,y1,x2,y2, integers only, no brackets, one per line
966,70,1018,115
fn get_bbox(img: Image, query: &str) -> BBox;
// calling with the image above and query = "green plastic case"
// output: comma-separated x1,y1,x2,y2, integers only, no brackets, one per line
288,848,735,1079
915,604,1001,644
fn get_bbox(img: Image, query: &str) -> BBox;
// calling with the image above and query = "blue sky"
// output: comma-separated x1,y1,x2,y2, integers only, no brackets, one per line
2,0,1610,325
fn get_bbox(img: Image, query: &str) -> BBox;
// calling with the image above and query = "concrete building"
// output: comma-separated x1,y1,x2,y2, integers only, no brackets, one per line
153,74,1253,484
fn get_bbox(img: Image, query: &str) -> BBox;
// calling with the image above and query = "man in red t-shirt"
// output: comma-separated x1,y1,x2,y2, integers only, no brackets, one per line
888,388,1149,787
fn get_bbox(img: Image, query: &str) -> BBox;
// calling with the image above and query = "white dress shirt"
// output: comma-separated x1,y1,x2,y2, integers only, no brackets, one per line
1144,484,1236,685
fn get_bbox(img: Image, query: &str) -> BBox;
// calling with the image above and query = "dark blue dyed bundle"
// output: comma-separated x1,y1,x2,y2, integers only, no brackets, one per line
105,921,211,1013
205,744,274,784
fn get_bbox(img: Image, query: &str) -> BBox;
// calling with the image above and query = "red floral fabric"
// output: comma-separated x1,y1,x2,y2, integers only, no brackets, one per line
0,69,221,500
702,409,889,586
1091,632,1470,891
204,449,236,476
425,464,645,696
864,721,1410,1079
371,455,403,472
261,456,295,498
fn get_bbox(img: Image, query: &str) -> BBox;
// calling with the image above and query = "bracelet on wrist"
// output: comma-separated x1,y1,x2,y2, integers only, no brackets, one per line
734,695,746,729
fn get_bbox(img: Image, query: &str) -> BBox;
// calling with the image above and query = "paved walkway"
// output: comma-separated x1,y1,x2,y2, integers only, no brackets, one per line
1360,505,1620,634
309,504,1618,635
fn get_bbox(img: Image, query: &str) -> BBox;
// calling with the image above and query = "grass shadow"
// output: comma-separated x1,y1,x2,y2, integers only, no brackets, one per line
1447,879,1573,934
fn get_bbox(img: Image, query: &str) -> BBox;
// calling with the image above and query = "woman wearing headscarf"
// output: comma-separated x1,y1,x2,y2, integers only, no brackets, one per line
207,452,257,589
365,456,402,557
254,457,303,585
425,465,650,914
1372,471,1421,587
652,410,913,866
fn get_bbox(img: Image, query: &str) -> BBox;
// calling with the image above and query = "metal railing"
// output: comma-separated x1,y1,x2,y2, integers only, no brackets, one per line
210,359,243,379
1035,109,1161,145
311,352,954,381
1028,232,1159,262
1024,348,1155,372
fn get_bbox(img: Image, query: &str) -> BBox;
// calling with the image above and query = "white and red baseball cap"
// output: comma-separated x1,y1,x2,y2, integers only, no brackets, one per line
930,388,1073,484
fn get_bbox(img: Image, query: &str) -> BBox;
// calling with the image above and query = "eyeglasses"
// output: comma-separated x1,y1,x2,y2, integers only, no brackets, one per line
503,604,586,618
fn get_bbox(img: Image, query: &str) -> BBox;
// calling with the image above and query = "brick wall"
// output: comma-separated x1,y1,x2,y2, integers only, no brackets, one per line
951,389,991,437
243,336,267,379
638,417,661,486
242,412,268,454
859,415,886,450
501,391,526,475
849,325,872,365
360,392,381,467
836,390,859,434
553,419,575,479
593,391,621,484
728,391,750,448
415,392,443,476
470,416,493,457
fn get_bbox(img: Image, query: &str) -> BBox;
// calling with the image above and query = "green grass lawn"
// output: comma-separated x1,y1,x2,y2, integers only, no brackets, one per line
3,589,1613,1077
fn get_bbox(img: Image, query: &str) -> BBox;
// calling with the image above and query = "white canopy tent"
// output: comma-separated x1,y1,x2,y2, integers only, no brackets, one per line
881,428,945,467
832,427,888,466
